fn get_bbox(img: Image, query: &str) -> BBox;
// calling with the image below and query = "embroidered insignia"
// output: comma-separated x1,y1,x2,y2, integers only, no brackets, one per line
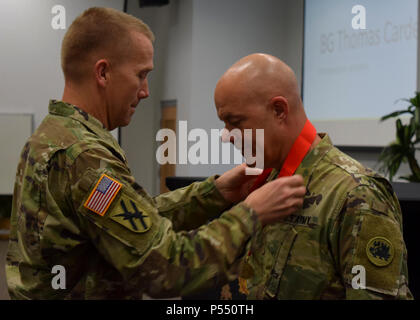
238,256,253,295
110,198,152,233
84,174,122,216
366,236,394,267
238,278,249,295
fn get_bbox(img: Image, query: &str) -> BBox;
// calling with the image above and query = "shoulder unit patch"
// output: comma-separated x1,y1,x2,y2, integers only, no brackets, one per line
366,236,394,267
109,195,152,233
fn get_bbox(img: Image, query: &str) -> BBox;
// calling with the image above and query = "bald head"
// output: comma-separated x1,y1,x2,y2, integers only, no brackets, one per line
215,54,310,170
215,53,302,111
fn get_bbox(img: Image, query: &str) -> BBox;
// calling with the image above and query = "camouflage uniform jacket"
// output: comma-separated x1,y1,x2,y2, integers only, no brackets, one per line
241,134,412,299
6,100,257,299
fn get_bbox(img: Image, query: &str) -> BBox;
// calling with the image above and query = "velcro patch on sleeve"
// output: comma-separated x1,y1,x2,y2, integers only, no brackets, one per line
84,173,122,216
109,194,152,233
350,212,403,296
366,236,394,267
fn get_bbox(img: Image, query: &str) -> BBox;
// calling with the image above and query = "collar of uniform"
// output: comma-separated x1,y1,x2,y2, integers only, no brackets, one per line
48,99,117,145
294,133,333,185
269,133,333,186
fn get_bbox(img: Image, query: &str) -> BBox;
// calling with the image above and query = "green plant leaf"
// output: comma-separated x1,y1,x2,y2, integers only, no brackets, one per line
410,94,420,107
415,107,420,141
396,119,404,144
404,120,415,143
379,93,420,182
409,117,416,140
378,143,406,181
399,175,413,182
380,110,413,121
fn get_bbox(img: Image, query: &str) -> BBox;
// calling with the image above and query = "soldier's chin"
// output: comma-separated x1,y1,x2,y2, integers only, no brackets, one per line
118,117,131,128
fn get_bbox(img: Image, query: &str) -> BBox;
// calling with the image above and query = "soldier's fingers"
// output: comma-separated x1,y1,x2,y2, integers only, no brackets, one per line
280,196,303,213
285,174,304,187
269,175,304,191
221,163,244,176
244,166,264,176
262,206,297,225
292,186,307,197
274,185,305,205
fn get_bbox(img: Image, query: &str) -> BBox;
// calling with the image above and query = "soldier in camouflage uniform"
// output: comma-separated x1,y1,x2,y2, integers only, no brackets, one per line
215,54,413,299
6,9,306,299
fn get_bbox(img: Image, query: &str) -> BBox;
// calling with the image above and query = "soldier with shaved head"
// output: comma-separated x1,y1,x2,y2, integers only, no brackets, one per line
215,53,412,300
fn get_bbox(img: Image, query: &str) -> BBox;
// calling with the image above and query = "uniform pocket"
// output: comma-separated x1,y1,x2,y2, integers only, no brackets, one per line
264,225,298,299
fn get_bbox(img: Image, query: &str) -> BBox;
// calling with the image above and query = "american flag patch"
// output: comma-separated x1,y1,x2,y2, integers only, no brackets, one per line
84,174,122,216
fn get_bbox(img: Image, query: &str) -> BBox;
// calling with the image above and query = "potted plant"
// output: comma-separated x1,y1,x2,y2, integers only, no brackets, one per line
378,92,420,182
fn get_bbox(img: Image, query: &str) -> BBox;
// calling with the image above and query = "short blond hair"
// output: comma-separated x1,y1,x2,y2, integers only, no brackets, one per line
61,7,155,82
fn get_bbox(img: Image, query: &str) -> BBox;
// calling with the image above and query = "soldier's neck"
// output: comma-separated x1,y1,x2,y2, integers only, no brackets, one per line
273,133,321,172
62,83,110,130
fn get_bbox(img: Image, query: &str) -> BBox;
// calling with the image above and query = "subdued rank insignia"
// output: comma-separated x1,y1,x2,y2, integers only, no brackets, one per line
238,278,249,296
84,174,122,216
366,236,394,267
238,256,253,295
110,196,152,233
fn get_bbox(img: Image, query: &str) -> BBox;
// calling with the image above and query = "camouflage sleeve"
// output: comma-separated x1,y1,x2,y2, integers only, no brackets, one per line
153,177,233,231
330,184,413,300
68,147,258,298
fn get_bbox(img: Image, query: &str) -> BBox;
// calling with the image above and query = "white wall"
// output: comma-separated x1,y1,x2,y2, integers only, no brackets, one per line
0,0,124,129
0,0,124,194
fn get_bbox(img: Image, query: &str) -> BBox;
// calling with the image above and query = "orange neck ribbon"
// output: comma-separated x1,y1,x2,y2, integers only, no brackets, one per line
249,119,317,192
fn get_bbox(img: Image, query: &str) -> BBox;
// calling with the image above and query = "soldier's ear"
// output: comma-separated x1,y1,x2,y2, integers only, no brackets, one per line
94,59,109,88
270,96,289,122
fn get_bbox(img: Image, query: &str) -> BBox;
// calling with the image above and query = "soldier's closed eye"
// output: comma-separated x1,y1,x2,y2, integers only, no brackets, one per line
230,119,242,127
138,69,152,79
138,72,147,79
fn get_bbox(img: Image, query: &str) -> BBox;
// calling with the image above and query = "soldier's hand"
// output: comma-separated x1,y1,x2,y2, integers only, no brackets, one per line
244,175,306,226
215,163,263,204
